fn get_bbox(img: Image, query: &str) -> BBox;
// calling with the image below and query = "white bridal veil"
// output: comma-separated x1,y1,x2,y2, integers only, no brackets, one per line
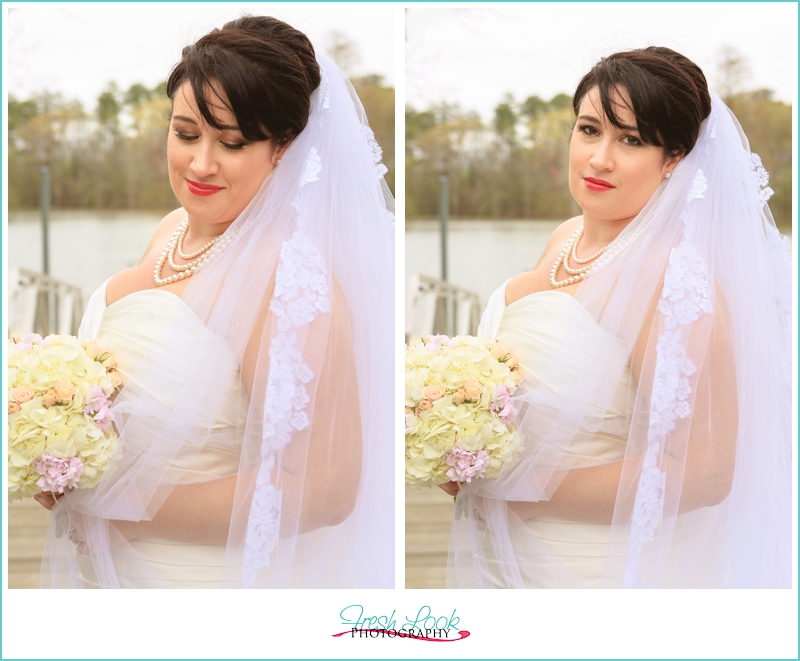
449,95,793,588
42,54,395,588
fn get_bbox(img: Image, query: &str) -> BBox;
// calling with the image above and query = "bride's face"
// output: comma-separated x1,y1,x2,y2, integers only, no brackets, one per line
568,86,679,224
167,81,285,228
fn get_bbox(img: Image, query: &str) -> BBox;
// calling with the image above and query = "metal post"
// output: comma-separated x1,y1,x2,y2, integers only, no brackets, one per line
438,175,449,282
40,166,50,276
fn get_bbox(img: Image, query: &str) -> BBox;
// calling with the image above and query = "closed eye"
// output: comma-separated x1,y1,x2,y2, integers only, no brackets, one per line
174,130,198,142
221,141,246,151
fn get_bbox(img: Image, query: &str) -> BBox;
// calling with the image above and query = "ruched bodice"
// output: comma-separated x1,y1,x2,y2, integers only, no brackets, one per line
75,280,247,587
475,282,636,588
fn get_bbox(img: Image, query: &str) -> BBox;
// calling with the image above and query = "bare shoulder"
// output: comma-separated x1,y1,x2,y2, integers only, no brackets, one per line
505,216,582,305
139,208,185,264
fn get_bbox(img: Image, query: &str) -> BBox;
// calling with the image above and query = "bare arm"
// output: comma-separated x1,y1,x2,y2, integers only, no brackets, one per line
111,278,359,544
509,287,738,524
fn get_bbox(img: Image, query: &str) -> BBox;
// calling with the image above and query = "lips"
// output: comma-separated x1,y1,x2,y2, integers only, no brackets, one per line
583,176,615,192
186,179,225,196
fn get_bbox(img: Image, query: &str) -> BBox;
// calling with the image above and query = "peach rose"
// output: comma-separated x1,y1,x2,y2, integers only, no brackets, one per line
421,384,446,401
101,354,117,369
488,342,507,360
43,389,58,408
82,341,104,360
9,386,36,404
504,354,519,369
109,369,123,389
54,380,77,403
463,379,484,400
416,400,433,416
8,401,21,414
453,388,466,405
512,366,524,385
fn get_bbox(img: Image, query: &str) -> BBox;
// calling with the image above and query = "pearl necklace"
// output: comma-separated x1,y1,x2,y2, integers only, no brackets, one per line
153,219,218,287
550,226,608,289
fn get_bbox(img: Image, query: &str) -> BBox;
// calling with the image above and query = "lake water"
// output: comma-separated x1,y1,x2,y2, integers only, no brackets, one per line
405,219,793,313
8,210,165,299
405,219,560,309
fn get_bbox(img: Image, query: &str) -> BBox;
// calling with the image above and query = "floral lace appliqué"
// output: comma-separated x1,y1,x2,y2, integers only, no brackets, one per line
242,229,330,586
624,188,713,588
361,125,389,179
299,147,322,188
749,153,774,203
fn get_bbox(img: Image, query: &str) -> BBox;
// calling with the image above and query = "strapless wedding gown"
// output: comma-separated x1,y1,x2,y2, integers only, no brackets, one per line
74,279,246,588
475,282,636,588
474,281,719,588
74,279,352,588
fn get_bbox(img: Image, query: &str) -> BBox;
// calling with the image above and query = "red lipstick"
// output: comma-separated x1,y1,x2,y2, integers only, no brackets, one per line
583,177,615,192
186,179,225,196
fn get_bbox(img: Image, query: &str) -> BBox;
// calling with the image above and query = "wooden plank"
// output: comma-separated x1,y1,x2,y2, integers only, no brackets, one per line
8,498,51,589
404,485,454,589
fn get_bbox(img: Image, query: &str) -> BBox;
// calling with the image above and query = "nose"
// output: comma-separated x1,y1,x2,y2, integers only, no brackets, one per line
588,137,615,172
190,140,219,179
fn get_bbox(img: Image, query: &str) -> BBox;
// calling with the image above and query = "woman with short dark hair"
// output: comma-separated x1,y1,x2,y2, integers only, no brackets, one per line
37,15,395,589
444,47,791,588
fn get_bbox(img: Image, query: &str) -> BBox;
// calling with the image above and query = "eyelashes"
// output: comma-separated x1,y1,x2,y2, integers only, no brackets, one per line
576,124,643,146
172,131,247,151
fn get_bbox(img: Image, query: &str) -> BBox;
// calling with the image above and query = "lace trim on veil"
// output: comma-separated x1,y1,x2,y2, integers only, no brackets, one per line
242,147,331,587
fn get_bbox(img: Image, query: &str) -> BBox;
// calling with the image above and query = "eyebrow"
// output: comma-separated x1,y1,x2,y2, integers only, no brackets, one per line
577,114,639,132
172,114,240,132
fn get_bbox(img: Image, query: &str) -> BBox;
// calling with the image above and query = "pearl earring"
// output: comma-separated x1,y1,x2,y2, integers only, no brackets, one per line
665,172,672,179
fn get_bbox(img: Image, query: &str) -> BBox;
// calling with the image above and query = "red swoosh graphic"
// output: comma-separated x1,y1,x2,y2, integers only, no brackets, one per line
332,628,470,642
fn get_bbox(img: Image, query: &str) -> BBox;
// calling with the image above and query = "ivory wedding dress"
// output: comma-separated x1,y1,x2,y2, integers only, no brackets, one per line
74,279,348,588
473,281,719,588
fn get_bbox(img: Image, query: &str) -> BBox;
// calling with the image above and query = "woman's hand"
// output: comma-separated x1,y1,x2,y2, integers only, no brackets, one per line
438,481,460,498
33,491,65,510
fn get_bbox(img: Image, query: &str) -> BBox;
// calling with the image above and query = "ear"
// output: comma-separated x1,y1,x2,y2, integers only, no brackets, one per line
663,150,684,177
271,139,293,167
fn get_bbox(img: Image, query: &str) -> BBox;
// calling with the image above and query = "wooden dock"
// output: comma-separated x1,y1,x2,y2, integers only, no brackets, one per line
7,498,51,589
11,488,455,589
404,485,454,589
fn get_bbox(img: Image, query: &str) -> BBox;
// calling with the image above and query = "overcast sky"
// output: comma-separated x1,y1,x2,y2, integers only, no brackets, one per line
6,3,395,109
407,3,797,119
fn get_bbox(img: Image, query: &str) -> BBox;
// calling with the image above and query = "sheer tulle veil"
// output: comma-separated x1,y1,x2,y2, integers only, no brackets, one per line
449,94,793,588
42,54,395,588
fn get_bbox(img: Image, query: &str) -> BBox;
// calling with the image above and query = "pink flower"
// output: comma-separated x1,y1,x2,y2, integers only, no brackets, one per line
84,385,109,416
497,402,517,425
42,389,58,408
444,446,491,483
424,334,454,351
93,405,113,432
34,453,83,493
490,384,511,412
84,385,113,431
8,401,21,414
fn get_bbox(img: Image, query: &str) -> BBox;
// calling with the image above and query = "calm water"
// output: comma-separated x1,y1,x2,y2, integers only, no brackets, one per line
405,219,560,308
8,210,166,299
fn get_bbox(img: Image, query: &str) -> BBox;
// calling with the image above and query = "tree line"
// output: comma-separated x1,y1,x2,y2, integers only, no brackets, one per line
407,88,792,230
9,76,395,212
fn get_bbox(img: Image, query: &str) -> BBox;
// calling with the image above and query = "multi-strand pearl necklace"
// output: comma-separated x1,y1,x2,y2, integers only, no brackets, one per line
550,226,608,289
153,219,219,287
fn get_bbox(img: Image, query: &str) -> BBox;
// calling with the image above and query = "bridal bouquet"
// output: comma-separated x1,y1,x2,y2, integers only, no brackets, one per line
7,333,122,501
405,334,524,487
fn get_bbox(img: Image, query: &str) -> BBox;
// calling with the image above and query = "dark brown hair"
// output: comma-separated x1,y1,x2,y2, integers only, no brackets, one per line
166,15,321,144
573,47,712,156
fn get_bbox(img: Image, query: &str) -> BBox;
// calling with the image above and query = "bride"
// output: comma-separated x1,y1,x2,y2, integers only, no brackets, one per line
444,47,791,588
34,15,395,588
